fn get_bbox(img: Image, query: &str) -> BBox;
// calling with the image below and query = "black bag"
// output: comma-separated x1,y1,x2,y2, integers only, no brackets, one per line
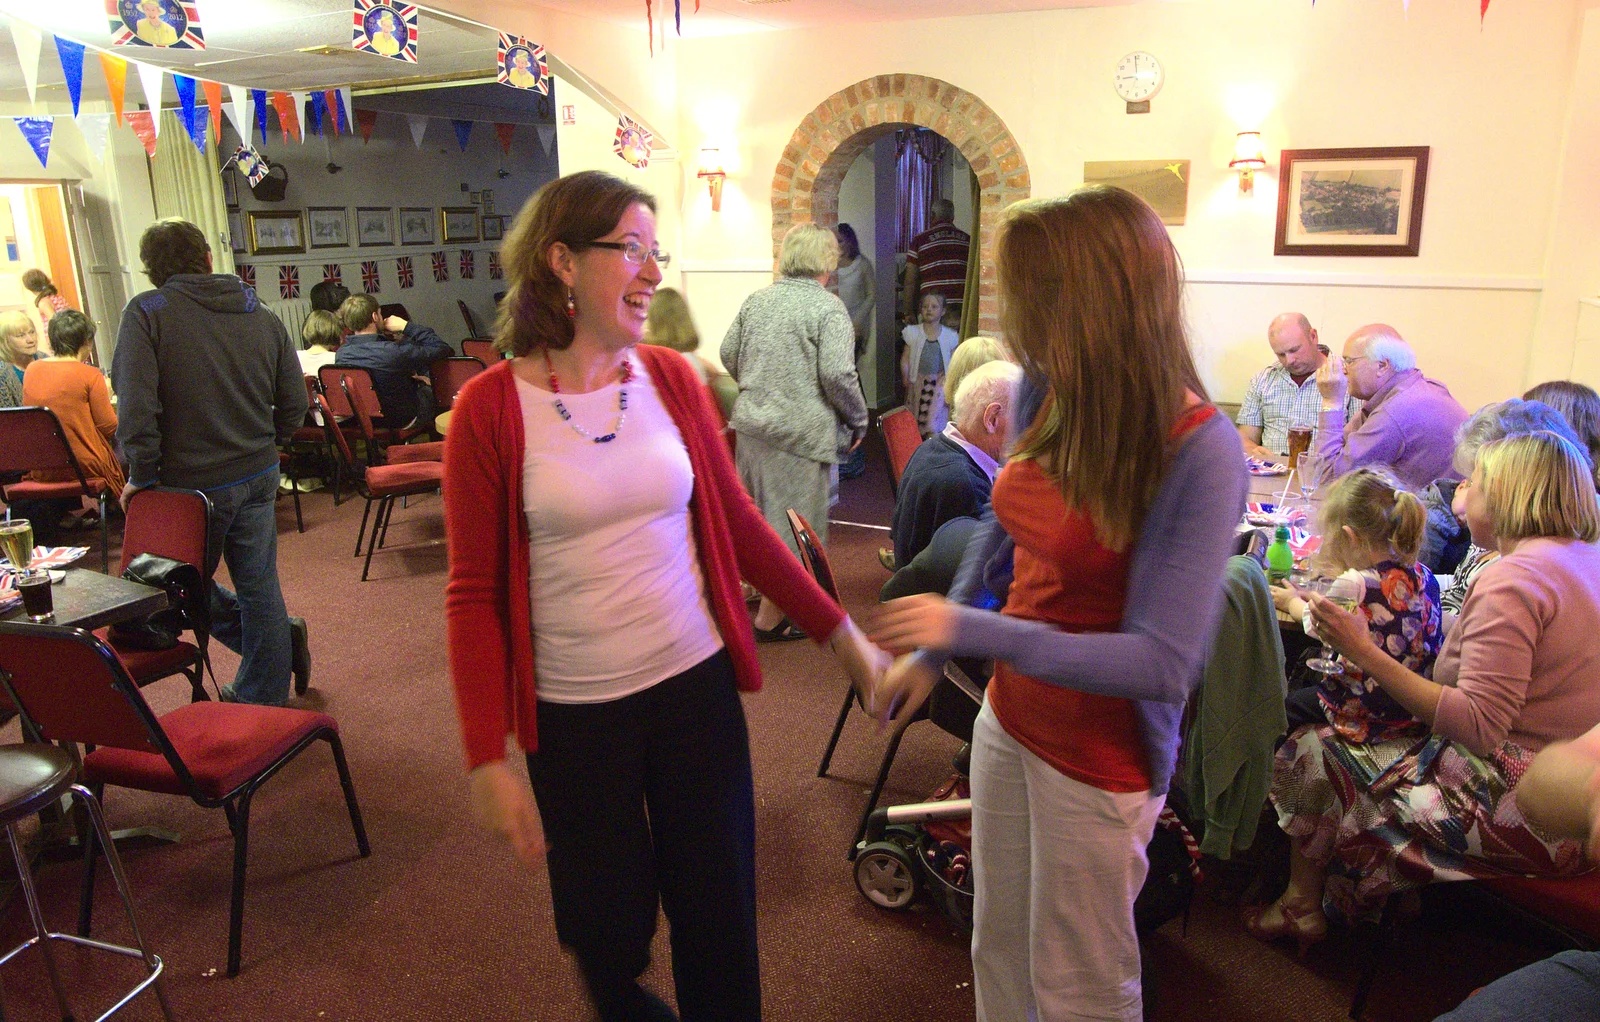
1135,808,1201,936
110,554,210,652
249,161,289,202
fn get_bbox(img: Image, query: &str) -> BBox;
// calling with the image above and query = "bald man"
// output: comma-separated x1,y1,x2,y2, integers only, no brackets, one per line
1236,313,1354,460
1315,324,1469,490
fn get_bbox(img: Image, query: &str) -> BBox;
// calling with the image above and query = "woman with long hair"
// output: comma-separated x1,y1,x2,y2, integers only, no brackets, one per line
443,170,886,1022
21,269,70,326
872,187,1248,1020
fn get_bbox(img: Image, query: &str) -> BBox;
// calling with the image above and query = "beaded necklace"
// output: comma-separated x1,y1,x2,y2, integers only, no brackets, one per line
545,348,632,444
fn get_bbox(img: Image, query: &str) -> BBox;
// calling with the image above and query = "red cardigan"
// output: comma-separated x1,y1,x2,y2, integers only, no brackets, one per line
443,348,846,769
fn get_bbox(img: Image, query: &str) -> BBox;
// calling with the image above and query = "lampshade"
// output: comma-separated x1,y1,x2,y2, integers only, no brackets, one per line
697,147,724,177
1229,131,1267,170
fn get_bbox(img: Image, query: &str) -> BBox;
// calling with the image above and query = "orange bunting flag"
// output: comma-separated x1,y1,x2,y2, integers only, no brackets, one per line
202,80,223,140
125,110,158,158
1481,0,1491,21
99,52,128,125
323,89,342,133
270,91,300,142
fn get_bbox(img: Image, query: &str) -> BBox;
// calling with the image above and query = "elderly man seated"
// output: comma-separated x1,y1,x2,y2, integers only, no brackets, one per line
1237,312,1355,460
890,360,1022,568
1315,323,1468,490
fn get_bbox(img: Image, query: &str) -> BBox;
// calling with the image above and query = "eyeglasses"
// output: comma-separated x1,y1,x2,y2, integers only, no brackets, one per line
1341,355,1373,369
587,241,671,268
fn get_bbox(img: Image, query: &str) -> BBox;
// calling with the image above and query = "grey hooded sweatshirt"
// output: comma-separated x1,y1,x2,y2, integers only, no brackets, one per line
113,274,307,492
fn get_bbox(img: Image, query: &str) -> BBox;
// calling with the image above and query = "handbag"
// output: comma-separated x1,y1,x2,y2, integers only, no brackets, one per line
110,554,211,653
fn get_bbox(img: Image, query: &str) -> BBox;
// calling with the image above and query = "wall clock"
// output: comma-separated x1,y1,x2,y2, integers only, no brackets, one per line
1114,51,1164,103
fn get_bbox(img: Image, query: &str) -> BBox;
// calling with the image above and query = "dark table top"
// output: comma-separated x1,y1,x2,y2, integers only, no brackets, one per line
1,569,166,632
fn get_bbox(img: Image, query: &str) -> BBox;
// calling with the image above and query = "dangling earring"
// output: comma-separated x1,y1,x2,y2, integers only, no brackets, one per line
565,288,577,319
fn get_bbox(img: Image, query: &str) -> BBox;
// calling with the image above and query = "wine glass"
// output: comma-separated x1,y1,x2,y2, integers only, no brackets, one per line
1300,574,1362,676
1297,448,1324,509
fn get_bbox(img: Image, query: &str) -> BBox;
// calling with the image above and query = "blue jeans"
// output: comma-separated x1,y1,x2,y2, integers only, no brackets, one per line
204,468,292,706
1434,950,1600,1020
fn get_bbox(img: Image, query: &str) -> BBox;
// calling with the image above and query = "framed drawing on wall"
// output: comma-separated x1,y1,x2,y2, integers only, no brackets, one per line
400,207,435,246
1274,146,1430,257
247,210,305,255
307,207,350,250
440,207,480,244
481,215,504,242
357,207,394,247
227,207,246,254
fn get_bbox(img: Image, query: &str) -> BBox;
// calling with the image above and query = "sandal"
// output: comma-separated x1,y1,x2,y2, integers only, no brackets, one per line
1242,898,1328,958
753,618,806,643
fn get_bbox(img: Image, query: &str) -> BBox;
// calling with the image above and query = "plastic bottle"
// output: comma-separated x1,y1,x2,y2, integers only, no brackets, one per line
1266,525,1294,585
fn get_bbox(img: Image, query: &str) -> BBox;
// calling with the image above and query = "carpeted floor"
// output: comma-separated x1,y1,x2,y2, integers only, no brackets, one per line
0,435,1558,1021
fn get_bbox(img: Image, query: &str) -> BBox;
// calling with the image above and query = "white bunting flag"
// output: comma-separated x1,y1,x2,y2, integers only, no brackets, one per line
536,123,556,156
12,21,43,105
338,88,354,134
226,84,251,140
290,92,309,141
406,114,428,149
77,112,112,163
137,62,166,135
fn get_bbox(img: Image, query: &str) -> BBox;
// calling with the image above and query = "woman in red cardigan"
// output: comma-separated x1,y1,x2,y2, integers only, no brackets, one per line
444,170,887,1022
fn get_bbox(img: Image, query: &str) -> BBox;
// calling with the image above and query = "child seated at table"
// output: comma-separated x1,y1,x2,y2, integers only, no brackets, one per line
1271,468,1444,743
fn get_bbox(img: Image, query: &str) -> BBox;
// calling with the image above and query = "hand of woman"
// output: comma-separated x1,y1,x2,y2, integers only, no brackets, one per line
828,616,892,715
468,760,546,865
876,655,941,723
1307,593,1376,661
868,594,959,656
1269,584,1303,616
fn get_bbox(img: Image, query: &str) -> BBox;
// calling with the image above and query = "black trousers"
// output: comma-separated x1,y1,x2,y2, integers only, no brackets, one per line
527,650,760,1022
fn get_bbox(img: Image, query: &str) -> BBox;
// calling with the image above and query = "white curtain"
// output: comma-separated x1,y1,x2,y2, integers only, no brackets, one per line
150,111,234,275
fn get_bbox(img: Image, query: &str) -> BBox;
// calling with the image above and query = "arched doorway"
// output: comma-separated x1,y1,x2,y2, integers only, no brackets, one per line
769,74,1031,335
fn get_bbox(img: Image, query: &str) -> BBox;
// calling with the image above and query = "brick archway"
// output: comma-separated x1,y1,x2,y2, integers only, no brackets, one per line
771,74,1030,334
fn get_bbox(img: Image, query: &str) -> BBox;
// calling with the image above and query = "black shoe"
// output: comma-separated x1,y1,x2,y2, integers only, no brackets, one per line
289,616,311,695
753,618,806,643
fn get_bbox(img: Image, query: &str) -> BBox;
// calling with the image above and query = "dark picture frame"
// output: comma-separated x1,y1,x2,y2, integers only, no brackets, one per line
481,215,504,242
399,207,435,246
1274,146,1430,257
306,206,350,250
356,207,395,248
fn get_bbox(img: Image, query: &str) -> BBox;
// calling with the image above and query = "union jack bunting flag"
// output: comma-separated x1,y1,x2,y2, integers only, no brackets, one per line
237,264,255,288
488,252,503,280
431,251,449,283
361,261,381,294
396,256,414,289
107,0,206,49
322,264,342,285
497,33,549,95
352,1,418,63
279,265,300,300
459,250,475,280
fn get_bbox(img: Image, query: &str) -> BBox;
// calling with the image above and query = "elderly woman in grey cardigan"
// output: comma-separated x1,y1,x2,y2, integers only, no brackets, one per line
722,223,869,639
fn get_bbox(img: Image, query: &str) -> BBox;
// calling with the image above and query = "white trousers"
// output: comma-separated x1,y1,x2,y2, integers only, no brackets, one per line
969,701,1165,1022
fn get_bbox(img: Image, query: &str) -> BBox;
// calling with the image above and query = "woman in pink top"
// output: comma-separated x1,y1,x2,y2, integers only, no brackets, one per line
1257,431,1600,950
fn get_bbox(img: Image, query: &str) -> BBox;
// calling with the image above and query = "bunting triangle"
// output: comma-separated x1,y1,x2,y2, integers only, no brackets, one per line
137,62,166,135
252,89,269,144
270,92,299,142
77,113,112,164
536,123,556,156
174,75,199,144
12,22,42,105
339,89,354,135
309,91,326,136
407,114,428,149
55,36,86,118
356,108,378,144
226,85,250,140
452,119,472,152
322,90,342,133
125,110,158,158
13,117,53,168
186,109,207,155
290,92,309,141
1481,0,1491,21
203,80,223,141
495,122,515,155
99,52,128,124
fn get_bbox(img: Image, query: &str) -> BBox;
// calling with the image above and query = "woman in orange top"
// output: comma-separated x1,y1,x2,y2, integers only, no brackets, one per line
23,310,124,496
873,189,1247,1021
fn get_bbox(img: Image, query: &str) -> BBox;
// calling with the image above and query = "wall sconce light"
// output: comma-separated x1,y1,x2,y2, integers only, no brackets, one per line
1229,131,1267,196
697,148,726,212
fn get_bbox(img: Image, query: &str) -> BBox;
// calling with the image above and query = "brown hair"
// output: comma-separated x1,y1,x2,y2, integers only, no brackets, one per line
643,287,698,353
1478,432,1600,543
1523,381,1600,484
302,309,343,351
494,171,656,357
337,294,380,334
1003,187,1207,550
139,218,210,287
20,269,55,298
45,309,94,357
1316,468,1427,570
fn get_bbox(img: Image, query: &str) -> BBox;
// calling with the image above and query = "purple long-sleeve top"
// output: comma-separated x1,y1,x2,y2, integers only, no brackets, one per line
1316,368,1469,491
928,377,1249,796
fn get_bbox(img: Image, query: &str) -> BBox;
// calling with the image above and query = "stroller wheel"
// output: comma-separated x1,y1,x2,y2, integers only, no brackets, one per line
855,841,919,910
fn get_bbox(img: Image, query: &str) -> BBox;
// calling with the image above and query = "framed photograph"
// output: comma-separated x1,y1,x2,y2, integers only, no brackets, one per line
482,215,504,242
440,207,480,244
221,166,239,207
1083,160,1190,226
356,207,394,248
400,207,435,246
1275,146,1430,257
306,207,350,250
247,210,305,255
227,207,246,254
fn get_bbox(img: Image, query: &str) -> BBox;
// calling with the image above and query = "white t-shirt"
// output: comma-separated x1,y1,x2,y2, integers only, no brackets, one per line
516,359,723,704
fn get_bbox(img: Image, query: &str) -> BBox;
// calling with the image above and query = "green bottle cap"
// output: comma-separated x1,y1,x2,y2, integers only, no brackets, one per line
1274,525,1291,540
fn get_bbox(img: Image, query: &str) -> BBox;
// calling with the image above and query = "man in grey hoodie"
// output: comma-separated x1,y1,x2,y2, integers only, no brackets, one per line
113,218,310,706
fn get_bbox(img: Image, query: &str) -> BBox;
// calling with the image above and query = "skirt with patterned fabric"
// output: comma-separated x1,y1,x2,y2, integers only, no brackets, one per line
912,373,947,438
1272,724,1589,920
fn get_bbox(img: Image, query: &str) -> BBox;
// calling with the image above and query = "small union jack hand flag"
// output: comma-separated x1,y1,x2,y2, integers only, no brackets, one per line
431,251,449,282
459,250,475,280
488,252,503,280
238,264,255,288
279,264,300,299
322,264,342,285
361,261,381,294
396,256,414,289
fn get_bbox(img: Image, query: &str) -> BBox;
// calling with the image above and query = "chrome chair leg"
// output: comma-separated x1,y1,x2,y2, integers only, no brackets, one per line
4,823,75,1021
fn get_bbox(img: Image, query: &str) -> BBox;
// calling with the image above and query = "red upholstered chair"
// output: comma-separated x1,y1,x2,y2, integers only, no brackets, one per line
429,356,486,414
0,622,370,977
95,487,213,702
462,339,498,365
317,392,443,581
879,406,922,499
0,406,112,571
339,376,443,466
278,451,303,533
457,299,483,340
318,366,426,451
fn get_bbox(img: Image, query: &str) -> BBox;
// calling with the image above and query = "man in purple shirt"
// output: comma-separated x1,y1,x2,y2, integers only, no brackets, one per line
1315,323,1469,490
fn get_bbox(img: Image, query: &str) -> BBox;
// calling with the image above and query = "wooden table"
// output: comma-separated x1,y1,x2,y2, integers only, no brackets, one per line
0,569,166,631
434,409,453,436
